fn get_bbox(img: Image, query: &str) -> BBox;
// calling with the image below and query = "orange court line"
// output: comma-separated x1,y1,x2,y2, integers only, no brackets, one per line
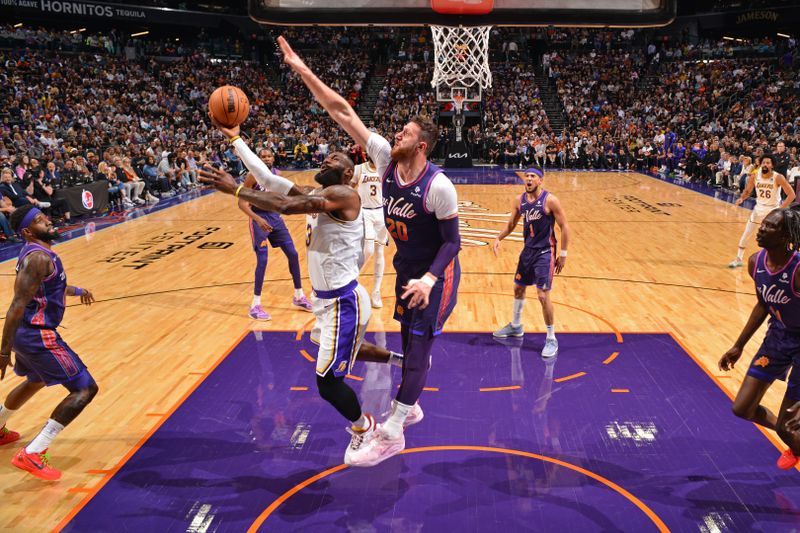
295,317,316,341
52,328,252,533
668,332,798,470
554,371,587,383
289,387,309,391
345,374,364,381
603,352,620,364
423,387,439,392
479,385,521,392
611,389,630,393
299,349,315,363
246,445,668,533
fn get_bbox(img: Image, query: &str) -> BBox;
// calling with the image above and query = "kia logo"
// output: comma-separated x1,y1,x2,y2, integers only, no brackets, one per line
449,153,469,159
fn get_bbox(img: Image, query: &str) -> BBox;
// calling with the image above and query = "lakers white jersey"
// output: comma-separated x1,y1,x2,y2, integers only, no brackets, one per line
306,196,365,292
754,170,781,209
354,162,383,209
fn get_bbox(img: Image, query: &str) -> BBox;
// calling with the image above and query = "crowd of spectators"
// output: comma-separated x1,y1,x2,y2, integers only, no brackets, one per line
0,22,799,244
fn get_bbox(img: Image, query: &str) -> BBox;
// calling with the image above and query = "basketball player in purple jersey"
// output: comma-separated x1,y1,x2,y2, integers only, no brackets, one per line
719,207,800,470
492,168,570,358
0,204,98,480
238,147,312,320
279,36,460,466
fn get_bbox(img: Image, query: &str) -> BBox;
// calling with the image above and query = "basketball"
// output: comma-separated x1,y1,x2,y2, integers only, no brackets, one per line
208,85,250,128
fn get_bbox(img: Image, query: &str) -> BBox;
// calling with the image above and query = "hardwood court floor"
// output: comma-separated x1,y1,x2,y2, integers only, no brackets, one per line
0,170,782,530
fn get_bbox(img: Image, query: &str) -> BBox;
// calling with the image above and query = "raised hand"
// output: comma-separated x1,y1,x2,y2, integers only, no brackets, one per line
198,166,239,196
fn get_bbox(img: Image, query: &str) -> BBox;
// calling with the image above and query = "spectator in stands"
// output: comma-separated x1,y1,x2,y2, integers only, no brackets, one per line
0,168,49,210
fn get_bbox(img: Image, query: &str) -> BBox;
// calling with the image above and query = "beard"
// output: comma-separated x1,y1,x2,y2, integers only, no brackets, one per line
37,228,60,243
390,143,414,161
314,166,343,187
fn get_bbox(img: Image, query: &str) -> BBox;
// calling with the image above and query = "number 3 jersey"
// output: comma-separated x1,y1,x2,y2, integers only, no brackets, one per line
354,162,383,209
305,189,365,292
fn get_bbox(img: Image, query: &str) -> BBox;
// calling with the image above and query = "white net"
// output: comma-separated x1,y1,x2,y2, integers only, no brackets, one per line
430,25,492,95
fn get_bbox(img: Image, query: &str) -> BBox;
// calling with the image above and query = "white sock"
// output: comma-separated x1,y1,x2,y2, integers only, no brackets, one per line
294,289,304,299
512,299,524,327
383,400,412,438
352,414,373,432
389,351,404,368
546,325,555,340
373,244,384,293
26,418,65,454
252,295,261,307
0,405,17,428
736,247,745,262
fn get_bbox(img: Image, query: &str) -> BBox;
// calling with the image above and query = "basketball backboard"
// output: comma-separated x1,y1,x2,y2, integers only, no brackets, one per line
249,0,676,27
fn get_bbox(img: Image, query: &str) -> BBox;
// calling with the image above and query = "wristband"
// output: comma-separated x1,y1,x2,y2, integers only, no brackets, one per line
235,185,244,198
420,275,436,288
560,250,568,258
74,287,84,296
229,135,241,144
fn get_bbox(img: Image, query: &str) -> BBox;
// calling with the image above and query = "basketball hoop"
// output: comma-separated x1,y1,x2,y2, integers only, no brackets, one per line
430,24,493,93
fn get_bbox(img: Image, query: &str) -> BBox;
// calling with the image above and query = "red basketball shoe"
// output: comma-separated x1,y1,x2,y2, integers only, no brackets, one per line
11,448,61,480
0,426,19,445
777,449,798,470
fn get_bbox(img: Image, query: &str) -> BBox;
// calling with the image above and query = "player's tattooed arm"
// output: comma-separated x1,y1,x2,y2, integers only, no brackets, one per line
240,185,358,217
0,253,52,377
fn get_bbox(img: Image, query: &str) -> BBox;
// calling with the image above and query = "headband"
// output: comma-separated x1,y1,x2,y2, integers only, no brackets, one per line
19,207,42,233
524,168,544,178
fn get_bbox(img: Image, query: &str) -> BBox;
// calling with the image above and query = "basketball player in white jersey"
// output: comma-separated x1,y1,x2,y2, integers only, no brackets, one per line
199,135,404,467
351,155,388,308
729,154,795,268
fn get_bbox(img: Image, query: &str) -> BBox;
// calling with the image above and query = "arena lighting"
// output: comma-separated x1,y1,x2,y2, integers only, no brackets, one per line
69,28,86,35
13,23,22,28
722,36,734,40
131,31,150,37
777,33,791,38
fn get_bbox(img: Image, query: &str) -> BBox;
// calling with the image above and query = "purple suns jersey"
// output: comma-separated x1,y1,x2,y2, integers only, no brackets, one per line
15,243,67,329
521,190,556,250
754,249,800,331
383,160,446,264
251,175,284,226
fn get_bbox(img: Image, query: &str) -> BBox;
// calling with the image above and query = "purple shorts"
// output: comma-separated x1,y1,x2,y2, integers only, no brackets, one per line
13,326,88,387
393,257,460,336
515,246,554,290
748,324,800,400
249,215,293,252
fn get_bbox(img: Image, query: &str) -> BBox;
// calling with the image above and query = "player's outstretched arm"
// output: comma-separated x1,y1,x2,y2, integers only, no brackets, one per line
493,196,522,257
0,253,52,379
199,166,358,217
278,36,371,148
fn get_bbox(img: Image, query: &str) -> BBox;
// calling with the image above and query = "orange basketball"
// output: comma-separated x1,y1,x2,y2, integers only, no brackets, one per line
208,85,250,128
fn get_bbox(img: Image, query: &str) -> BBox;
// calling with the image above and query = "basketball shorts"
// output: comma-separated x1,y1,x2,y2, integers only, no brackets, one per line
249,214,293,252
393,257,460,336
750,205,780,225
312,280,371,378
514,246,555,290
363,207,389,246
747,325,800,400
13,326,89,388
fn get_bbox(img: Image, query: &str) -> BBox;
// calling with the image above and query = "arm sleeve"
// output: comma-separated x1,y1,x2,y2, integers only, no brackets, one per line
366,133,393,178
428,216,461,279
232,138,295,195
425,174,459,219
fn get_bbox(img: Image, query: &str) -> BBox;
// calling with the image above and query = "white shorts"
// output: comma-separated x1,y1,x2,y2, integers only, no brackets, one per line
750,205,780,224
363,208,389,246
312,281,371,377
